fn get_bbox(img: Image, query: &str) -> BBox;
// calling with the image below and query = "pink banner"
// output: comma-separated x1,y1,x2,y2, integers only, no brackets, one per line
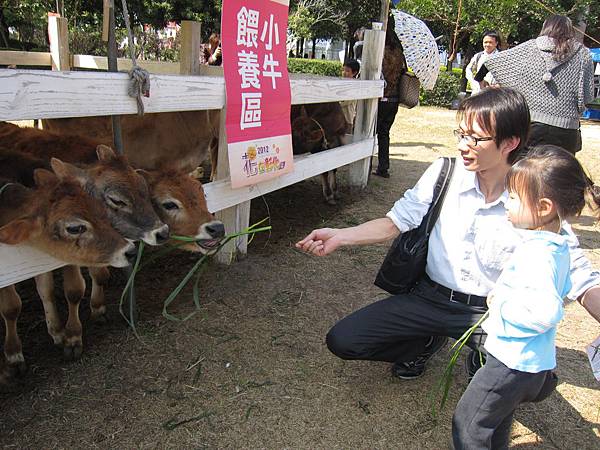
221,0,293,188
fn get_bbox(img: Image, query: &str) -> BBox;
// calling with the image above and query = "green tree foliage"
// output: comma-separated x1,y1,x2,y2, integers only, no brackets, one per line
397,0,599,54
1,1,54,49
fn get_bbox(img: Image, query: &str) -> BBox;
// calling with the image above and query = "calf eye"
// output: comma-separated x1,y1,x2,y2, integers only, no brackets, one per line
107,195,128,208
162,201,180,211
66,224,87,235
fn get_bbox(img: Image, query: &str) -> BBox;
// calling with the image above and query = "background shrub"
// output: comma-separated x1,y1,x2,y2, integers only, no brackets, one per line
419,69,462,107
287,58,343,77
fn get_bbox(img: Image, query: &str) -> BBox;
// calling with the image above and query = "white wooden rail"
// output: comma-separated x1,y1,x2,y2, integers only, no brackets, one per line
0,23,384,287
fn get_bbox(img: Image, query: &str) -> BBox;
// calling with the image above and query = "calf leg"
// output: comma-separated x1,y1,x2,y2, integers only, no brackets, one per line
321,172,336,205
209,137,219,181
35,271,65,345
61,265,85,361
0,285,26,376
88,266,110,323
329,169,339,200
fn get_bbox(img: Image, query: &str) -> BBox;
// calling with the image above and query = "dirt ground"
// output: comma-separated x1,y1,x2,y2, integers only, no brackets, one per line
1,107,599,449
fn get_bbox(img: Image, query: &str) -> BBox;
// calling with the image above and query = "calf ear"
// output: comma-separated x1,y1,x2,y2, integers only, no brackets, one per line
300,106,308,118
98,144,131,166
0,218,38,245
135,168,154,182
33,168,58,187
50,158,89,185
96,144,117,162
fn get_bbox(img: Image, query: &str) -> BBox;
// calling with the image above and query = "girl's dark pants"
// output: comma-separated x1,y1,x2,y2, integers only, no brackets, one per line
452,353,558,450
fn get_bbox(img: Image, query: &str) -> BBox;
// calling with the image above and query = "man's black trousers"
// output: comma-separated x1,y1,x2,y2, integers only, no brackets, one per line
326,279,487,364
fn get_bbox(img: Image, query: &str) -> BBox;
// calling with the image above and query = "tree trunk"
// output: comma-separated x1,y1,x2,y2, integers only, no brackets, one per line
0,9,10,48
311,38,316,58
573,6,588,44
460,47,474,92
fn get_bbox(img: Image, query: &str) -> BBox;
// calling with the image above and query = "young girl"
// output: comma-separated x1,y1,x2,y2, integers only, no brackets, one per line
452,145,600,449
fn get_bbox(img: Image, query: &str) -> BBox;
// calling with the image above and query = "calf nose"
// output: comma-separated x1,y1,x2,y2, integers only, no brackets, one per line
125,243,138,264
154,224,170,245
206,221,225,238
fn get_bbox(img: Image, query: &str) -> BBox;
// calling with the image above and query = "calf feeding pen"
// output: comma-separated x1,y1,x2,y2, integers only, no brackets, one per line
0,17,385,287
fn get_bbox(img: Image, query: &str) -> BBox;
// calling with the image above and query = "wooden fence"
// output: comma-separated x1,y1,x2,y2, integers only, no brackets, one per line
0,18,385,288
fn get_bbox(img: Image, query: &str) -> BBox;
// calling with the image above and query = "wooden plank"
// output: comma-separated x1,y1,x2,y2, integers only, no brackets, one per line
0,245,65,289
180,21,202,75
0,69,382,121
290,74,382,103
0,51,51,67
0,69,225,120
102,0,110,42
203,138,375,213
348,29,386,188
48,16,70,71
72,55,180,74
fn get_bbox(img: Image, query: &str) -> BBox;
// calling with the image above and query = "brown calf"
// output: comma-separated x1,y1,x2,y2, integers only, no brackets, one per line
0,124,224,356
40,111,219,173
0,155,135,378
0,122,169,245
291,103,350,205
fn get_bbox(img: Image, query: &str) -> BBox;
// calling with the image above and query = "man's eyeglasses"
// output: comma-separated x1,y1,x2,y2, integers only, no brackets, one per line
453,129,494,146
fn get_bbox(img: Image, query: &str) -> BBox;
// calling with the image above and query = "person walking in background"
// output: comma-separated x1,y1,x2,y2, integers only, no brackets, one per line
465,30,500,94
453,145,600,449
476,15,594,154
340,59,360,133
373,17,407,178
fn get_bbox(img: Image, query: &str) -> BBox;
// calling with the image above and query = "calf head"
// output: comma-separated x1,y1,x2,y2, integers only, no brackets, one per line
53,145,169,246
141,168,225,253
0,171,135,268
291,106,327,155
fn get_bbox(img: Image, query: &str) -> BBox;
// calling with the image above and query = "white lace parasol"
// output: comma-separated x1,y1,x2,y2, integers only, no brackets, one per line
392,10,440,90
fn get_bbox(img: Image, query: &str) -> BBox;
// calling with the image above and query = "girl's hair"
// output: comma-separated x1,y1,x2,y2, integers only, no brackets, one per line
539,14,575,62
507,145,600,225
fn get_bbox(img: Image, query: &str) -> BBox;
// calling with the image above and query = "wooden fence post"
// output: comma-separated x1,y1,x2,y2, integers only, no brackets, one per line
180,20,201,75
214,108,251,264
347,29,385,188
48,15,70,71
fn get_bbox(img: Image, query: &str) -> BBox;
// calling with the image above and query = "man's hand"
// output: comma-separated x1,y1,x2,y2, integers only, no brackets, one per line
295,228,342,256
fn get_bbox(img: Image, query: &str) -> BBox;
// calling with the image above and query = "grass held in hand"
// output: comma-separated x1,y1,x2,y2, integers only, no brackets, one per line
119,218,272,331
430,311,489,419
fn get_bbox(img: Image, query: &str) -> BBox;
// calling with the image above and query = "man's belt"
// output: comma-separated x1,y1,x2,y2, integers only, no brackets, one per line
424,276,487,307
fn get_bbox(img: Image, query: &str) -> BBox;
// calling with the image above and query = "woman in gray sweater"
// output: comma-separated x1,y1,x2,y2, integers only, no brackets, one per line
475,15,595,154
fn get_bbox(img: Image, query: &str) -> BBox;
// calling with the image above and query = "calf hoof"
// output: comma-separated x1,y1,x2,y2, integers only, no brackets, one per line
7,360,27,378
48,329,66,346
63,343,83,361
90,306,108,324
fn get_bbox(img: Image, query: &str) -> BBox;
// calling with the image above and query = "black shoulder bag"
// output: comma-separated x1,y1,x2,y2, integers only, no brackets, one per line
374,157,456,294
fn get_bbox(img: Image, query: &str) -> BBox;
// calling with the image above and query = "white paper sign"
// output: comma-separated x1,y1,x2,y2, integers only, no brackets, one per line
586,334,600,381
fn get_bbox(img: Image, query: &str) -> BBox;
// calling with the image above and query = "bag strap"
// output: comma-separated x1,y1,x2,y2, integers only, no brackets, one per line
422,157,456,234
